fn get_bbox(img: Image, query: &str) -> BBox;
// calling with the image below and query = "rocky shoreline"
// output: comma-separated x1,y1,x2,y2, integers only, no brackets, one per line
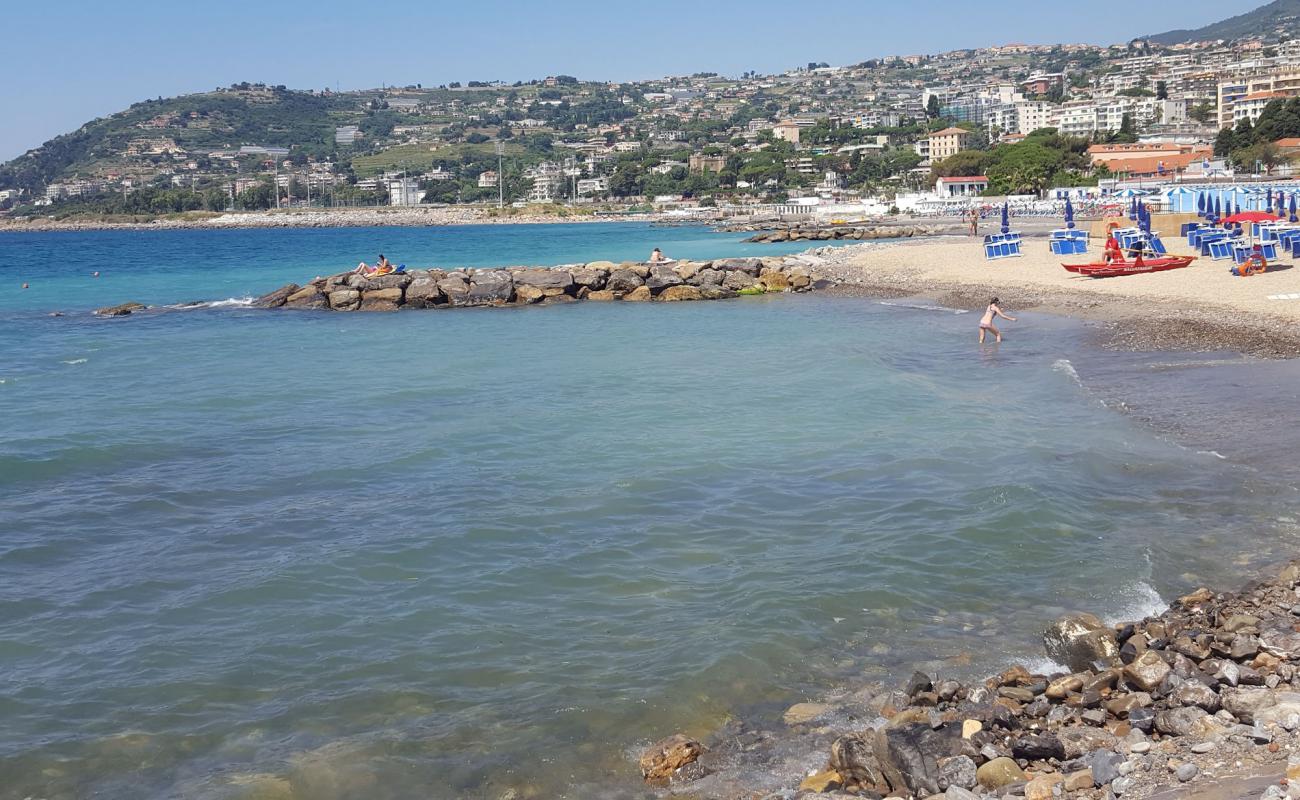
742,224,951,243
638,562,1300,800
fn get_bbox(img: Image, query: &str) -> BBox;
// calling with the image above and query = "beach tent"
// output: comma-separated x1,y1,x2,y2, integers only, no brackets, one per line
1064,196,1075,229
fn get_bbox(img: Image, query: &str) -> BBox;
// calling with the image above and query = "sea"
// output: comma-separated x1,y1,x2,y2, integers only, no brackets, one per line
1,222,1298,800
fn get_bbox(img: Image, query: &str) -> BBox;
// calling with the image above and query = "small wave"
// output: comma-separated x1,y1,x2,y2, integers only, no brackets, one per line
878,301,969,314
1102,581,1168,626
1013,655,1069,675
205,297,255,308
1051,359,1083,387
61,358,87,365
1197,450,1227,460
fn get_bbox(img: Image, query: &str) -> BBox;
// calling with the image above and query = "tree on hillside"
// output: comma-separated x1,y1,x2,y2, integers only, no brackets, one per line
926,95,942,119
1156,81,1168,100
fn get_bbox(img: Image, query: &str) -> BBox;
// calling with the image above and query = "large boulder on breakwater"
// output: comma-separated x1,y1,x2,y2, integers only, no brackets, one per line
404,274,445,308
646,265,683,292
285,286,328,309
658,285,703,302
1043,613,1120,673
437,274,471,307
466,270,514,306
327,289,360,311
359,287,402,312
607,269,644,293
253,284,299,309
570,267,608,290
513,268,573,294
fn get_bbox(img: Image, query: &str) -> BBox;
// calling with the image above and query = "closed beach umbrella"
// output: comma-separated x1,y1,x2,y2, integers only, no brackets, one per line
1001,202,1009,234
1128,197,1137,220
1064,196,1075,229
1214,196,1222,220
1278,190,1286,216
1290,194,1297,223
1197,192,1206,218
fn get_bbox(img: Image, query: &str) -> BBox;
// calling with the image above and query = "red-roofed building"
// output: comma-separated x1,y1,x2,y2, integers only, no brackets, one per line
1094,149,1212,178
935,176,989,197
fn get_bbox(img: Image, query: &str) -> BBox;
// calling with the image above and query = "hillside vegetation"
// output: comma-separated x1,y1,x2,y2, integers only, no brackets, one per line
1147,0,1300,45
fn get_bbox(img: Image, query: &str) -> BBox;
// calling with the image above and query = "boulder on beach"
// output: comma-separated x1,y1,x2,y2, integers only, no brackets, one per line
327,289,360,312
359,287,402,312
657,285,703,302
1043,613,1120,673
466,270,514,306
607,269,645,293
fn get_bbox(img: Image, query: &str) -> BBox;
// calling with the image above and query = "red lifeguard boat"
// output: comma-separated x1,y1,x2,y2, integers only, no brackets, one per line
1061,255,1195,278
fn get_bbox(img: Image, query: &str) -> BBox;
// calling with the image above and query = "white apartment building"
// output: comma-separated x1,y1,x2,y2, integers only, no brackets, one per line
387,177,422,206
576,177,608,195
1218,71,1300,127
477,170,499,188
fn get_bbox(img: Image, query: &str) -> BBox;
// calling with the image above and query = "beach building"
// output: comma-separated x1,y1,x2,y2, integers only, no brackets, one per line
477,170,499,189
925,127,975,160
935,176,989,197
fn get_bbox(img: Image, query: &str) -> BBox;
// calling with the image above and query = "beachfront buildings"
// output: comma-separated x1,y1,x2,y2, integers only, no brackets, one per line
1217,70,1300,126
926,127,975,160
935,176,989,196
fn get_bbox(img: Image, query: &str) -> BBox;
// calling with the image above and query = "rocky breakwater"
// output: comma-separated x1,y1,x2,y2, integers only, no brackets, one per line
745,225,945,244
247,257,829,313
641,562,1300,799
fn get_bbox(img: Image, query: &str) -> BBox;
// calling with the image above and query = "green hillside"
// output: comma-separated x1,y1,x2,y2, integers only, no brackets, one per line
0,86,366,191
1147,0,1300,45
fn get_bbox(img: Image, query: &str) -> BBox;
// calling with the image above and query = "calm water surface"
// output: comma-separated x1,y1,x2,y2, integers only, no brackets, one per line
0,224,1297,799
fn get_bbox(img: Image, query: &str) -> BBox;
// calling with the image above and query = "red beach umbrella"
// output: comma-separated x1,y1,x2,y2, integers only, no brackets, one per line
1219,211,1282,225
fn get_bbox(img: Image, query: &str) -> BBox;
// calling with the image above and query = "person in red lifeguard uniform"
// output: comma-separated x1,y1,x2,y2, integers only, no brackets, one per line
1103,225,1124,264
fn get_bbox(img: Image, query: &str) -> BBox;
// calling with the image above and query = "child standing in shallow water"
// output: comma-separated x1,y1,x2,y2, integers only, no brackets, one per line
978,297,1016,343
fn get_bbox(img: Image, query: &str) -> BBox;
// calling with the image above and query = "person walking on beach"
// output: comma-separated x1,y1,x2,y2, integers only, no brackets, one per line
978,297,1016,344
968,209,979,237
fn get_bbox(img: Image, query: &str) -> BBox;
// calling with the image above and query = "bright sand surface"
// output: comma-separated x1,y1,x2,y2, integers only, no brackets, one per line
840,233,1300,324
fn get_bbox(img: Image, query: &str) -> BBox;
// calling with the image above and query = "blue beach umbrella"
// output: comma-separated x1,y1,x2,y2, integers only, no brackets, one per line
1214,196,1222,221
1291,194,1297,223
1001,202,1009,235
1278,190,1286,216
1197,192,1206,218
1128,198,1137,221
1064,196,1075,230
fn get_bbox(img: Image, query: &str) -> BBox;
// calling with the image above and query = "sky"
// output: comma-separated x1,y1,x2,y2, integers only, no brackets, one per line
2,0,1255,161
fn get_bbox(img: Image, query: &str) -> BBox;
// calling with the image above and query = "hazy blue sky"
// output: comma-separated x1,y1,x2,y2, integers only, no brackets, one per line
3,0,1251,161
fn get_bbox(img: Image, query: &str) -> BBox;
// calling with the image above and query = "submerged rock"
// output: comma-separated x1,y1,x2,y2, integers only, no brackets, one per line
638,734,703,783
94,301,147,316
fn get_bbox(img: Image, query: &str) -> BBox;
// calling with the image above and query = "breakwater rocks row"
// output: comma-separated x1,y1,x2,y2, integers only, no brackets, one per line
641,562,1300,799
744,225,947,244
247,257,831,313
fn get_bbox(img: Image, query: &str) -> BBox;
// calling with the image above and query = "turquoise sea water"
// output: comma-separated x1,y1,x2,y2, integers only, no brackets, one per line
0,224,1297,799
0,222,848,313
